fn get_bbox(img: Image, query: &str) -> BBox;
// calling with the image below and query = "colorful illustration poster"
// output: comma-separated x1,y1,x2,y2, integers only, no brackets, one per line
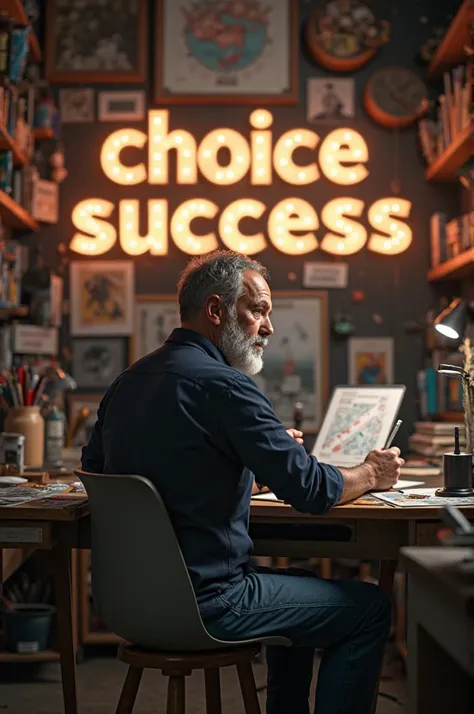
348,338,394,385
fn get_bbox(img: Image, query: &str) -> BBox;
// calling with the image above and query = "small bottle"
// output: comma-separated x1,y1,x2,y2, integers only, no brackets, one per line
44,405,64,468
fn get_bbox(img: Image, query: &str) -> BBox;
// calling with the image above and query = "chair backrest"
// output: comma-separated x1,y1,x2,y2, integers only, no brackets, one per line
76,469,230,651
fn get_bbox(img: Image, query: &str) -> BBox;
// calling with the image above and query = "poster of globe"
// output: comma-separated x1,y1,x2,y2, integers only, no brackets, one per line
155,0,297,103
252,291,329,432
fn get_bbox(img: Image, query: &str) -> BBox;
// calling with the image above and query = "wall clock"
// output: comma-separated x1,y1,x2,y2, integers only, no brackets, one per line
363,66,429,129
305,0,390,72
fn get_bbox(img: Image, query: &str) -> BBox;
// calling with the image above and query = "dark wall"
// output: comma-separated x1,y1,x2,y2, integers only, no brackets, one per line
34,0,463,451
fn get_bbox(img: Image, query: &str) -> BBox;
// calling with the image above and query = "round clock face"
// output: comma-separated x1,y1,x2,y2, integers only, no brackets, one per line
364,67,428,128
305,0,390,72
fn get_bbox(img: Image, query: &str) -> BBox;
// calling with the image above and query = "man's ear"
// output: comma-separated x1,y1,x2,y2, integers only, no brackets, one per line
205,294,224,326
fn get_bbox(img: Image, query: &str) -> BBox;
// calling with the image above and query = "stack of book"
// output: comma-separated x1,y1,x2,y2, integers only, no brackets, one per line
418,64,472,166
407,421,466,463
430,211,474,268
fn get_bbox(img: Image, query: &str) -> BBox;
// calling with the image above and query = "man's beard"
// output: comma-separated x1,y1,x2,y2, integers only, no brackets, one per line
218,310,268,376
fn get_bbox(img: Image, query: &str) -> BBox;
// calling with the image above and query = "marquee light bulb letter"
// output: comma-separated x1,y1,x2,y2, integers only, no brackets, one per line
368,198,412,255
249,109,273,186
273,129,320,185
100,129,147,185
268,198,318,255
70,199,116,255
319,129,369,186
197,129,250,185
119,200,168,256
148,110,197,185
321,198,367,255
170,199,219,255
219,199,267,255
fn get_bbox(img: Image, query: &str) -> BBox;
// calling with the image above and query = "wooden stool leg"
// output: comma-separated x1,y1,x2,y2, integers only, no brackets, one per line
204,668,222,714
116,666,143,714
237,661,261,714
167,675,186,714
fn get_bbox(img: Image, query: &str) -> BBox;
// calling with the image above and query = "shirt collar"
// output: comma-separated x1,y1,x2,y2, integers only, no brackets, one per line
166,328,228,365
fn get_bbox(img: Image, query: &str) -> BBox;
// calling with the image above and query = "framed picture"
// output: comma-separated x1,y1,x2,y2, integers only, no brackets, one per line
31,180,59,223
72,338,127,389
252,291,328,432
59,88,94,123
131,295,180,363
306,77,355,123
46,0,147,83
98,90,146,122
154,0,298,104
70,261,135,337
348,338,394,386
67,394,103,448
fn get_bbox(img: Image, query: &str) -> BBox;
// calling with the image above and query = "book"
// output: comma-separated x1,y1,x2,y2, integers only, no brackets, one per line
414,421,464,435
409,433,467,446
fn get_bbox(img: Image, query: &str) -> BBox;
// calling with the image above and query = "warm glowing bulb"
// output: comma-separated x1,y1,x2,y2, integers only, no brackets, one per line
119,199,168,256
320,198,367,256
70,199,116,255
249,109,273,130
198,129,251,185
368,198,412,255
219,199,266,255
319,128,369,186
268,198,318,255
100,128,147,186
273,129,320,185
148,110,197,185
171,199,219,255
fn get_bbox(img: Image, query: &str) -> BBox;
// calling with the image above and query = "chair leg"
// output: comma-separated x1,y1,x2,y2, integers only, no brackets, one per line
166,675,186,714
116,665,143,714
204,668,222,714
237,661,261,714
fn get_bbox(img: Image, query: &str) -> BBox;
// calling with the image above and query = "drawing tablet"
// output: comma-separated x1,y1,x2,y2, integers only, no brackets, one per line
311,385,405,468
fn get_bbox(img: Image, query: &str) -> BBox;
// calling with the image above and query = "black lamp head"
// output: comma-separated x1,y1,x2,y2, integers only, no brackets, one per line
434,298,467,341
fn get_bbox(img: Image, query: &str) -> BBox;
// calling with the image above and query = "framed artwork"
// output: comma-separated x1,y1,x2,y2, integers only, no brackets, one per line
306,77,355,123
98,91,146,122
252,291,328,432
45,0,147,83
67,394,103,448
59,88,94,123
348,337,394,386
154,0,298,104
70,261,135,337
131,295,180,363
72,338,127,389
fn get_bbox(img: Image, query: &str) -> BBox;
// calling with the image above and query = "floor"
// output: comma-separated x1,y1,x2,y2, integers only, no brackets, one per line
0,642,406,713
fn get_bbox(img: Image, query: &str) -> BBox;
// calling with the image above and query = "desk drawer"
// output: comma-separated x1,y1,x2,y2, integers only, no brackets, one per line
0,521,52,548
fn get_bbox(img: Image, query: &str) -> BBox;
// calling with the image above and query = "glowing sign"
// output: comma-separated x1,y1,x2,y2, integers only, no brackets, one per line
70,110,412,257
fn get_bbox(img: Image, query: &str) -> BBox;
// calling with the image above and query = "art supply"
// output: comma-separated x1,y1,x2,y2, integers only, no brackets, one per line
4,407,44,468
293,402,304,431
384,419,402,449
0,432,25,473
44,405,64,468
435,426,474,497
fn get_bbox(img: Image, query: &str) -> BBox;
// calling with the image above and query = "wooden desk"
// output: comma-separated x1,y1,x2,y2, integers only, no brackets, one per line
1,494,473,714
400,547,474,714
0,494,89,714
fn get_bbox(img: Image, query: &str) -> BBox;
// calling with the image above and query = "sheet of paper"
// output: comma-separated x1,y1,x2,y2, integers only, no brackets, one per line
393,479,425,489
371,487,474,508
251,492,281,502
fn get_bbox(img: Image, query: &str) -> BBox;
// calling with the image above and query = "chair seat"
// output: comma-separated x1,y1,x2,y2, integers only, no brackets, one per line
118,640,262,672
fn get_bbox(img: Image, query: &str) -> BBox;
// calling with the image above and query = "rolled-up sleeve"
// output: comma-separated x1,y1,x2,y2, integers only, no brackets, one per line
221,374,344,514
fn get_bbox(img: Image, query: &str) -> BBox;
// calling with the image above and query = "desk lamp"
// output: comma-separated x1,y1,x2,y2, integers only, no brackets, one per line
434,298,474,341
437,365,474,496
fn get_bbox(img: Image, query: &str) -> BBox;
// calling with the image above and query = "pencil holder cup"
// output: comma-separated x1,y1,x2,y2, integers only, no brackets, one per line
4,407,44,468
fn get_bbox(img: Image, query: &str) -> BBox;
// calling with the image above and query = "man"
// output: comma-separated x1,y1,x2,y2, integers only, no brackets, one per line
82,250,403,714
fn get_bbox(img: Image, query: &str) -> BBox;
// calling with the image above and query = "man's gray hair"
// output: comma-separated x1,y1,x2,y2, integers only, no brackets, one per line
177,250,269,322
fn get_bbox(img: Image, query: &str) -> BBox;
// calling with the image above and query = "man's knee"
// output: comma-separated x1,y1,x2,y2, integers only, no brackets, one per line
348,580,392,633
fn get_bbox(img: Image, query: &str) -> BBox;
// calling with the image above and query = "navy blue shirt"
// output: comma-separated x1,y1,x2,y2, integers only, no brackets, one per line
82,328,344,614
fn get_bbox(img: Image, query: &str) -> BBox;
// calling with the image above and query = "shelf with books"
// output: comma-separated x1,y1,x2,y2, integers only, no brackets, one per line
428,247,474,282
3,0,42,63
0,189,38,231
428,0,474,78
0,124,28,166
425,124,472,183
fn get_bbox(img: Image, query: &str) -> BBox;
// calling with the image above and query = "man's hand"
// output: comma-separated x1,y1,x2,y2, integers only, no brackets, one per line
286,428,304,445
364,447,404,491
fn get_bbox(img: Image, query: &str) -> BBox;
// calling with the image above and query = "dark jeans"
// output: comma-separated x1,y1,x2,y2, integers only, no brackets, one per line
203,568,391,714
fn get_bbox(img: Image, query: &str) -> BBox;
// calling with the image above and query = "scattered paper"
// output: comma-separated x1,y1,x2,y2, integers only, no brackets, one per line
371,487,474,508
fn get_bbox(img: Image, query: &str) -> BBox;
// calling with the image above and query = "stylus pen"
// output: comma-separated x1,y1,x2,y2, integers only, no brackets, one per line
384,419,402,449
